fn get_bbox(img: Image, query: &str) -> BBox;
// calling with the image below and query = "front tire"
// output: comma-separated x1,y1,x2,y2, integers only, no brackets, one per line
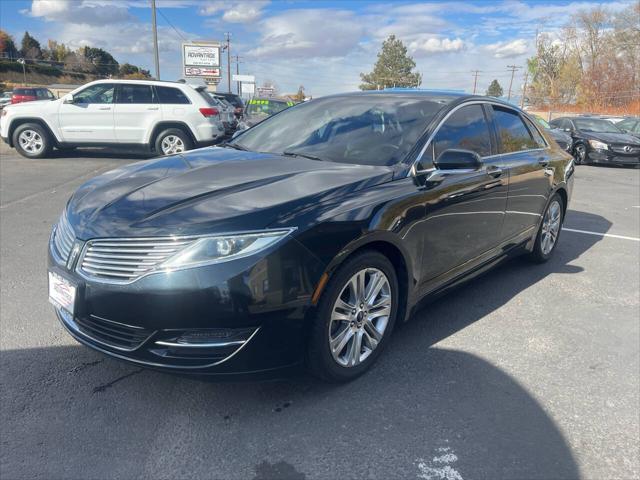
574,143,588,165
154,128,193,156
307,251,399,382
12,123,52,159
529,193,564,263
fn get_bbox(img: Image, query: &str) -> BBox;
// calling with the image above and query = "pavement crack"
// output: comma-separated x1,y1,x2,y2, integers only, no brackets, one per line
92,369,143,394
68,359,104,374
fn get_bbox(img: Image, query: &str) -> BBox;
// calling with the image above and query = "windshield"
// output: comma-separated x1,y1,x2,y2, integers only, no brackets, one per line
536,116,551,129
245,99,291,116
574,118,622,133
233,95,446,166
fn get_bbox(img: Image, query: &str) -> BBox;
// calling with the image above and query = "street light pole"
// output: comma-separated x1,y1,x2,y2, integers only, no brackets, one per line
18,58,26,85
224,32,231,94
150,0,161,80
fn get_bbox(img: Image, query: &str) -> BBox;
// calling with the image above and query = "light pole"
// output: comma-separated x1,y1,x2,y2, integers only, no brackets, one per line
17,58,26,85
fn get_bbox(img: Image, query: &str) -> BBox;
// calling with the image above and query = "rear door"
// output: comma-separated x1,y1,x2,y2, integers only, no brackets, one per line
58,83,115,142
488,105,553,240
113,83,160,143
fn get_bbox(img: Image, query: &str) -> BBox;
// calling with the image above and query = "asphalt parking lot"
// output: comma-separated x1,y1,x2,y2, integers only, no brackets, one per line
1,143,638,480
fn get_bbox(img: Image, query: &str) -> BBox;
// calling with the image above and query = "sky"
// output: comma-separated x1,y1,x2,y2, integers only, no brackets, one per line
0,0,634,97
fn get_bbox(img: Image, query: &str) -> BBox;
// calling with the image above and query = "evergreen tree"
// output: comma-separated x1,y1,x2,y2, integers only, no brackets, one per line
360,35,422,90
486,79,504,97
21,31,42,59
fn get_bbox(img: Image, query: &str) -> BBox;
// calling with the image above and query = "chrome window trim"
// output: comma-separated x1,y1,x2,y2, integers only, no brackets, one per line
409,99,550,177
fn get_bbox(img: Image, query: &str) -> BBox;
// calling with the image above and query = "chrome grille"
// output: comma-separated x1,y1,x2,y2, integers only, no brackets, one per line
79,237,195,282
611,145,640,155
52,213,75,262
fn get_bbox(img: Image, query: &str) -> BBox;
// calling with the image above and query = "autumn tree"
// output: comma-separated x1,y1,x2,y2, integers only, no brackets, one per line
360,35,422,90
0,30,18,59
486,79,503,97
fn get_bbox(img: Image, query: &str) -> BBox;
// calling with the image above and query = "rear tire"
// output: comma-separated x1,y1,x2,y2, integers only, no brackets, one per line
307,251,399,382
528,193,564,263
12,123,52,159
154,128,193,156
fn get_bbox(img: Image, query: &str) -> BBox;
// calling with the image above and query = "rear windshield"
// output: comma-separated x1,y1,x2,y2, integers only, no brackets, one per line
245,99,292,116
219,94,243,109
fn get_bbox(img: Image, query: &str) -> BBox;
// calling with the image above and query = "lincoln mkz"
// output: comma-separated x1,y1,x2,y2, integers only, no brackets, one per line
48,91,574,382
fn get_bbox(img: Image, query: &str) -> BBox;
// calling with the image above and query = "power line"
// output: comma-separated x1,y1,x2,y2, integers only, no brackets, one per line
156,6,189,43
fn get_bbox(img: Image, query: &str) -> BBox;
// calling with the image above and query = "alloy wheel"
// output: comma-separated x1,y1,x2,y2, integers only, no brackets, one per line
161,135,185,155
18,129,44,155
328,268,392,367
540,200,562,255
575,144,586,164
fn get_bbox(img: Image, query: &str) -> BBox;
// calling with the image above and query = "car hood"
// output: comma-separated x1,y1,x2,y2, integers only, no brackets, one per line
5,99,59,111
581,131,640,145
66,147,394,239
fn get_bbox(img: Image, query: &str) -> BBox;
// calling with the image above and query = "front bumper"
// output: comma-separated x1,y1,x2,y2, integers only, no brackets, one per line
49,237,326,375
587,149,640,166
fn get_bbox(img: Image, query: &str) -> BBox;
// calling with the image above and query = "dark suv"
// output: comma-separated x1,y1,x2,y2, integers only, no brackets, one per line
12,87,56,104
214,92,244,119
550,116,640,166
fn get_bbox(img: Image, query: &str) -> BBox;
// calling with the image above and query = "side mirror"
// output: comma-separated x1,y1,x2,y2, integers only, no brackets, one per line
62,94,74,104
435,149,481,170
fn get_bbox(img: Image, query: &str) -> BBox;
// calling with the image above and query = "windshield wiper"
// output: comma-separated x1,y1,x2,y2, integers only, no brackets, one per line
218,142,249,151
282,150,325,161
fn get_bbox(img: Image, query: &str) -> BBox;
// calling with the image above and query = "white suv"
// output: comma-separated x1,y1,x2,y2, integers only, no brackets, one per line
0,79,226,158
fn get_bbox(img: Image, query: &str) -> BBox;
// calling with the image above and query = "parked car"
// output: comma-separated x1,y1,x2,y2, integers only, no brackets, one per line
48,91,574,382
214,92,244,119
206,93,237,135
11,87,56,104
0,79,226,158
0,91,12,109
535,116,573,152
617,117,640,139
237,97,294,130
549,116,640,166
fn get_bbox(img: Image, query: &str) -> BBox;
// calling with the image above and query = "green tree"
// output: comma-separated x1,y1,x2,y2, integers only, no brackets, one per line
21,31,42,59
80,46,118,76
360,35,422,90
486,79,504,97
0,30,19,59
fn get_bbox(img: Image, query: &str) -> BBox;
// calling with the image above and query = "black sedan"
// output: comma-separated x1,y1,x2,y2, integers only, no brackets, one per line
535,116,573,152
550,116,640,166
48,91,574,382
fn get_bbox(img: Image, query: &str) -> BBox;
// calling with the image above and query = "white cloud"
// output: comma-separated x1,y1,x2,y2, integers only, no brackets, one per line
410,37,466,55
24,0,132,25
248,9,364,59
199,1,268,23
486,39,529,58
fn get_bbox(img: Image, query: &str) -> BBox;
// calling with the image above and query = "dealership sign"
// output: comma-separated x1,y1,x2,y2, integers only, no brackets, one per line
182,43,221,78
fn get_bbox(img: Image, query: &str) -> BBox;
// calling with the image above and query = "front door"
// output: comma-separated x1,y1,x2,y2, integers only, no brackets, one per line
58,83,116,142
412,103,509,291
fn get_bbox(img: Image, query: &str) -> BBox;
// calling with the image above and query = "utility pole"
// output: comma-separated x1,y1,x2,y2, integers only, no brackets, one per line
224,32,231,94
150,0,160,80
233,54,243,95
506,65,521,101
520,71,529,109
471,70,481,95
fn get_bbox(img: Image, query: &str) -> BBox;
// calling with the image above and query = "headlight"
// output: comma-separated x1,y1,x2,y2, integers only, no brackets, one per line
160,229,295,270
588,139,608,150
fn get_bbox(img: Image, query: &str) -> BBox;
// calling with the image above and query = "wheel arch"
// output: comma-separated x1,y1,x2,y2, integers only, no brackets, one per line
148,122,198,150
7,117,60,148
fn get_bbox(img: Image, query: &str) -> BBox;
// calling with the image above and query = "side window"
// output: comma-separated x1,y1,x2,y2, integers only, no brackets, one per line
492,106,539,153
74,84,115,104
432,104,492,159
155,86,190,104
116,84,155,104
523,117,547,148
35,89,49,100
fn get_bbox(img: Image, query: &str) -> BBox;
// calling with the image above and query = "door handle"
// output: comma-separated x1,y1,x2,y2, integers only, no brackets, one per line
486,166,503,178
98,107,111,110
147,107,159,111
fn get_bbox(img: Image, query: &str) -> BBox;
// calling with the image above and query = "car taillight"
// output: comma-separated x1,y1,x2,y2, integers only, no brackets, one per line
199,107,219,117
11,95,36,104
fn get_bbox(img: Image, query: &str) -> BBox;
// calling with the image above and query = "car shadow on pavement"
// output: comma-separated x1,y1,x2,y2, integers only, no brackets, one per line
50,147,156,160
0,210,608,480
